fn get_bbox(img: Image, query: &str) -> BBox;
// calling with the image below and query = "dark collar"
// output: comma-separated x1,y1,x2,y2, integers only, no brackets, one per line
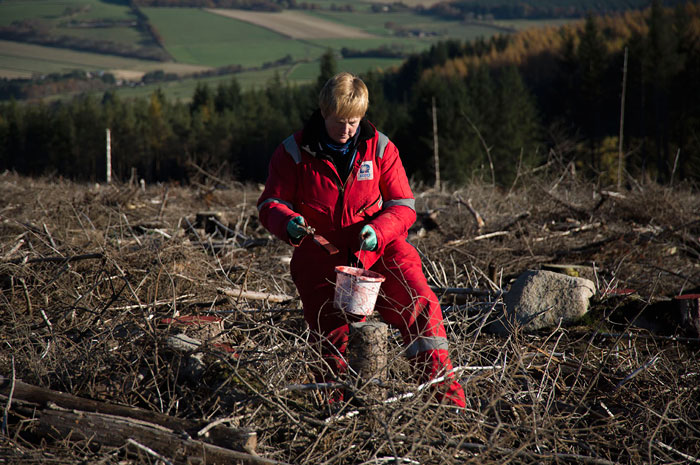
300,109,376,158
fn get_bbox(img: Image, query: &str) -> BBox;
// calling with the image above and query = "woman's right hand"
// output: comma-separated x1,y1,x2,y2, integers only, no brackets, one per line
287,216,309,241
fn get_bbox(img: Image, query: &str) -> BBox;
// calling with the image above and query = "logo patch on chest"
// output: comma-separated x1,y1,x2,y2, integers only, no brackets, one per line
358,161,374,181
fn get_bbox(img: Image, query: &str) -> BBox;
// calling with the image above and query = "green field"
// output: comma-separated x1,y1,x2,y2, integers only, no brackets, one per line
0,0,154,51
105,68,291,101
305,10,490,38
285,57,404,80
289,0,375,12
57,25,146,46
0,0,134,26
0,0,575,101
0,39,209,79
142,8,328,68
140,7,505,69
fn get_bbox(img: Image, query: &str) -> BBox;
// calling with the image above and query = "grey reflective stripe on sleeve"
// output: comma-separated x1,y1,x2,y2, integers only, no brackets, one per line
375,131,389,159
383,198,415,210
405,336,450,358
257,197,293,212
283,135,302,164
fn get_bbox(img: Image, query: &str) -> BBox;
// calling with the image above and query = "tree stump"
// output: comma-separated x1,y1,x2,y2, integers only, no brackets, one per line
195,211,227,234
675,294,700,337
348,321,387,402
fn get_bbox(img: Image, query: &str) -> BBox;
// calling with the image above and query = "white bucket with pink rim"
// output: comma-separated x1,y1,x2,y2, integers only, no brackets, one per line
333,266,386,316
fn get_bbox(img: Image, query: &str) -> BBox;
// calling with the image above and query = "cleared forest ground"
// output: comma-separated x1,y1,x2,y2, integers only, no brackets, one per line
1,168,699,464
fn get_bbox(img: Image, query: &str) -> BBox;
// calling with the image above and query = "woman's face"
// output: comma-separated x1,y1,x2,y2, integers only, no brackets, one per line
323,112,362,144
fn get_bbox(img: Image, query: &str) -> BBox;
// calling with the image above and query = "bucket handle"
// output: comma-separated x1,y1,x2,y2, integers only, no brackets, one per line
358,228,374,270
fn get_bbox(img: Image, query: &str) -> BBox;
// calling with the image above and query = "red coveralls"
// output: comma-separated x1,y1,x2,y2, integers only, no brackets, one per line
257,116,466,408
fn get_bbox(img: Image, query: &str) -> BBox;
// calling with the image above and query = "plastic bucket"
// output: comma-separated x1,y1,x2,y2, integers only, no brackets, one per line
333,266,386,316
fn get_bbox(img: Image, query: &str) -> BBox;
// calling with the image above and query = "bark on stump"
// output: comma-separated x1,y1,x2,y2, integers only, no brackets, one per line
348,321,387,402
676,294,700,337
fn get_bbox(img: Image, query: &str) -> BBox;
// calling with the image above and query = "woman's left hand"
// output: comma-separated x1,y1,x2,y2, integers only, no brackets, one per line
359,225,378,251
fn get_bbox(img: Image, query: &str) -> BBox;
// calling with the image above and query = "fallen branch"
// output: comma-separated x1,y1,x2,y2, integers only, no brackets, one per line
554,235,619,258
532,222,602,242
542,187,590,218
218,287,294,303
500,211,531,231
455,195,485,229
655,440,700,464
325,365,501,424
613,355,659,392
446,231,510,247
208,216,249,243
187,160,236,190
110,294,197,311
593,332,700,344
126,438,174,465
3,237,24,260
36,408,284,465
445,440,622,465
430,285,504,298
7,252,104,265
0,376,256,453
599,190,627,200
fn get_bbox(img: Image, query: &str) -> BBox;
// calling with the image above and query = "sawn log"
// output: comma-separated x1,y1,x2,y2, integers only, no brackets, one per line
35,408,286,465
0,376,256,454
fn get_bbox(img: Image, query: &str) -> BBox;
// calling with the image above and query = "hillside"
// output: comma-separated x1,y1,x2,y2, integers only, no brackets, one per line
1,169,698,464
0,0,527,91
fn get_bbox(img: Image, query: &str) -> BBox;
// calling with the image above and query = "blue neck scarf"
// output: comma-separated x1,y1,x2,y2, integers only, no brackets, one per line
320,127,355,158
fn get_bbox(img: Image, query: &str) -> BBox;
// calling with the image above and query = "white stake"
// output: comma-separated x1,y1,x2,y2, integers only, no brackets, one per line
106,128,112,184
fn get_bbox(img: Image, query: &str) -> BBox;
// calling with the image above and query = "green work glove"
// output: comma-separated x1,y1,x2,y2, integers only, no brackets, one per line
287,216,308,241
359,224,378,251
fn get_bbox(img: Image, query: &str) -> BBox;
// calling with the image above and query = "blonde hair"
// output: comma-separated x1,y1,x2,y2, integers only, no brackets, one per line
319,72,369,119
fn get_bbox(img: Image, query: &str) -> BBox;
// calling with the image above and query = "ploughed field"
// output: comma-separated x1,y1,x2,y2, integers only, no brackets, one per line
1,170,698,464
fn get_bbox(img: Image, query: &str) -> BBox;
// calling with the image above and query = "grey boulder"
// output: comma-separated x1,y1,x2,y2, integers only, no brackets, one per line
490,269,596,333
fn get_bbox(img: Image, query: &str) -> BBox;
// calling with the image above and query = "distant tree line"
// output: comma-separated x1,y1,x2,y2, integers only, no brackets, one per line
420,0,690,20
131,0,355,11
340,46,407,59
0,72,117,102
1,1,698,187
132,0,286,12
132,0,691,18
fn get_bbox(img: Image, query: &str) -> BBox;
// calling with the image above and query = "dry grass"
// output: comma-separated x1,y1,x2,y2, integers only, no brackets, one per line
1,166,699,465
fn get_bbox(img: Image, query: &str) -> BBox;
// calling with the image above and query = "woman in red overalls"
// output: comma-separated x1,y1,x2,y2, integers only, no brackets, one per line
257,72,465,408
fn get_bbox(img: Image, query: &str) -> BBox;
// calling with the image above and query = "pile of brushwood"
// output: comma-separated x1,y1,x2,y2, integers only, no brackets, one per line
1,165,699,465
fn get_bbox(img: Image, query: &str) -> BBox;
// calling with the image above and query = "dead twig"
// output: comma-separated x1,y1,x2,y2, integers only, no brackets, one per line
455,195,485,229
445,231,510,247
